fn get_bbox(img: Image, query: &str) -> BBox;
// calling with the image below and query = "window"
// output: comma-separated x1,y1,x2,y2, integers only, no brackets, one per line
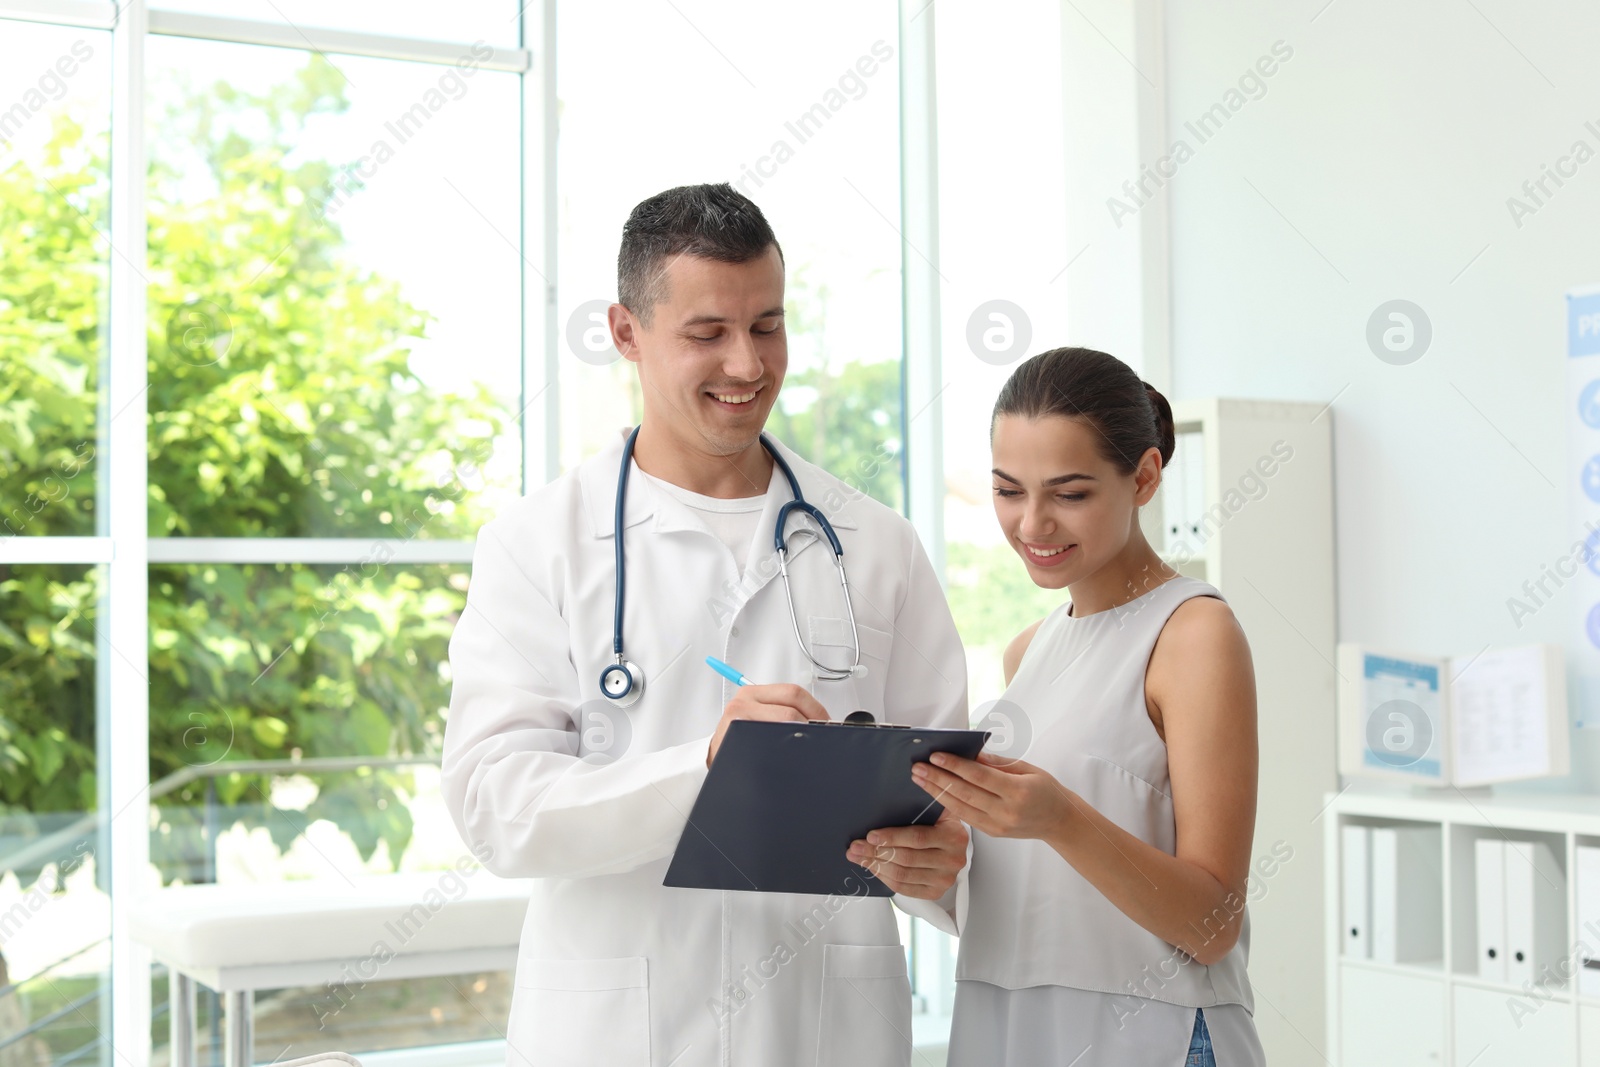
926,0,1078,1024
937,0,1076,699
0,564,106,1066
0,20,110,536
1,2,1024,1062
0,18,112,1065
140,24,528,1067
1,7,532,1066
145,36,523,540
555,0,905,509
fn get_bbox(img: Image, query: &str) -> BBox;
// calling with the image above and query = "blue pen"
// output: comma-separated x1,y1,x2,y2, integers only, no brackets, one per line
705,656,874,725
705,656,760,687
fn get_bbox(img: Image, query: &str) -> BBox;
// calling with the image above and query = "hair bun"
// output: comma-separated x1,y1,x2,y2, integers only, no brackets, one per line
1141,380,1176,468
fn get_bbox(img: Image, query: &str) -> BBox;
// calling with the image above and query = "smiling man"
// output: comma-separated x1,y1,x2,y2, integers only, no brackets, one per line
441,183,970,1067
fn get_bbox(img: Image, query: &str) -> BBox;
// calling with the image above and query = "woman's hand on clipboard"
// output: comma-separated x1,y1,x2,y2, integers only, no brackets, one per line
706,684,830,767
912,751,1076,842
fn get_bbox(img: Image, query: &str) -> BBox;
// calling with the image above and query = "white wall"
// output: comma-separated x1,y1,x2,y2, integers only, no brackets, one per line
1163,0,1600,792
1057,0,1169,389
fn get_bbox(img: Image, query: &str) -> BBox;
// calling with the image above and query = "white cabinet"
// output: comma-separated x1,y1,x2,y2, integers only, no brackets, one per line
1340,964,1444,1066
1581,1003,1600,1067
1453,984,1573,1066
1326,787,1600,1066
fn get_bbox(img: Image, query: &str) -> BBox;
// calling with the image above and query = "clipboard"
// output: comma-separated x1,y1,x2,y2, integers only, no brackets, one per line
662,718,990,897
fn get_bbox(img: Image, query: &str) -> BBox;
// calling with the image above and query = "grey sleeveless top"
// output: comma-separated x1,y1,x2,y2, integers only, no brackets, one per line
951,576,1264,1067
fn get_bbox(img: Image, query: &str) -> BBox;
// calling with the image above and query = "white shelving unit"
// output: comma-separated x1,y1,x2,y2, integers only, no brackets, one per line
1325,783,1600,1066
1141,397,1338,1061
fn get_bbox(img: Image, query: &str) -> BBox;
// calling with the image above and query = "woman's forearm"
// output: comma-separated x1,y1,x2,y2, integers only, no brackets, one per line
1044,788,1246,966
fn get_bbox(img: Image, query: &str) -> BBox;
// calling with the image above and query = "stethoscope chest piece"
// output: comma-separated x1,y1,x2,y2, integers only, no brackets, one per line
600,658,645,708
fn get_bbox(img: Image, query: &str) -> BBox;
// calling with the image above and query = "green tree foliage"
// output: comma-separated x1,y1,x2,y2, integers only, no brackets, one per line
2,58,506,884
0,115,102,541
944,541,1065,657
0,566,98,820
767,267,903,510
0,115,106,838
145,57,502,540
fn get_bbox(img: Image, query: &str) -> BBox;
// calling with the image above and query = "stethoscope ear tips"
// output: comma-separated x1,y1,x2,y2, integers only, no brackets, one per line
811,664,867,683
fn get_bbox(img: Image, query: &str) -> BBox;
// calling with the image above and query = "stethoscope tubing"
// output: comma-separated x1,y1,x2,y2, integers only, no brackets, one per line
609,426,861,702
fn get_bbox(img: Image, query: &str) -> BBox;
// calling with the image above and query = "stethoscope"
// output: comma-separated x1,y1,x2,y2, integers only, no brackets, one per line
600,426,863,708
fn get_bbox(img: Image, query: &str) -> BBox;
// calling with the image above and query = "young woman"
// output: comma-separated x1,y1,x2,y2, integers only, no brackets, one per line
917,348,1266,1067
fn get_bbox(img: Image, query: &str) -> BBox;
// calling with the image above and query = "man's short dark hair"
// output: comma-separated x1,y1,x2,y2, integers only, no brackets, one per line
617,183,783,325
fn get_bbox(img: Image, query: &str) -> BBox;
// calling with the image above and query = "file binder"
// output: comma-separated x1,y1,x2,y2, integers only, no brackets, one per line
1343,824,1371,959
1504,839,1564,987
1370,826,1442,965
1476,838,1507,982
1580,845,1600,997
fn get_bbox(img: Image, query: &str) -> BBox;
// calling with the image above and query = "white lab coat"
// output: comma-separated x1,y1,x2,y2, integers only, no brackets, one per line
441,432,969,1067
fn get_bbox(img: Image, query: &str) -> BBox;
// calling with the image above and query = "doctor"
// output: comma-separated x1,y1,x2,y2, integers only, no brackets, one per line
441,182,970,1067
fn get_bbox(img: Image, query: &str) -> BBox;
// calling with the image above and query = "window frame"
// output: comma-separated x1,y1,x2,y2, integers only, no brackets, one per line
0,1,947,1062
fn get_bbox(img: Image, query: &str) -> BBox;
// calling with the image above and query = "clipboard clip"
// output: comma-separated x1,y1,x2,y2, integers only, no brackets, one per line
806,712,911,729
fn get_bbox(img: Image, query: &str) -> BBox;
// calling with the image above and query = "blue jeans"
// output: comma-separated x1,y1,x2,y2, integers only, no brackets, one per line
1186,1008,1215,1067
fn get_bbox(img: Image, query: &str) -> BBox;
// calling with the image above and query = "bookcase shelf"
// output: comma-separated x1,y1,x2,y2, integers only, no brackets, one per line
1325,783,1600,1065
1341,955,1447,977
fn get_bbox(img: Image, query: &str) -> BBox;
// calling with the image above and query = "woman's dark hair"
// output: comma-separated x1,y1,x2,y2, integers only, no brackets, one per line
991,346,1175,474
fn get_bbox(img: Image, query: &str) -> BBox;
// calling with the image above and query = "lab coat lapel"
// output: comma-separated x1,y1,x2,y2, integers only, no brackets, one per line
736,468,810,603
581,429,863,608
580,433,655,538
734,435,859,605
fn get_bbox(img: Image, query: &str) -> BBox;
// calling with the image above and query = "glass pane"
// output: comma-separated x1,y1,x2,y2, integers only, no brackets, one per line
143,966,508,1067
555,0,904,508
928,0,1076,1038
0,563,109,1066
251,970,511,1058
0,22,111,537
146,563,504,1063
149,0,523,50
937,0,1074,701
148,562,462,791
147,561,464,875
147,756,508,1063
146,38,523,539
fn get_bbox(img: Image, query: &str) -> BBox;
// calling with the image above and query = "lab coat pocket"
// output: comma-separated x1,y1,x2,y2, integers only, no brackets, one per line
808,617,893,719
509,955,650,1067
814,943,912,1067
